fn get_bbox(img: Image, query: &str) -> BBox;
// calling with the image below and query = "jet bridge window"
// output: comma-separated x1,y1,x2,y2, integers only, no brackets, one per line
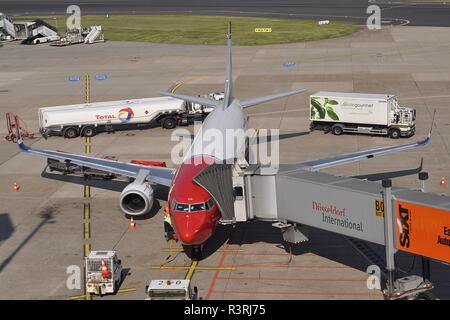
233,186,243,200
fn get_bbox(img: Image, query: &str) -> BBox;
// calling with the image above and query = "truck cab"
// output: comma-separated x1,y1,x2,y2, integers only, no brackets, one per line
85,251,123,296
389,98,416,138
145,279,198,300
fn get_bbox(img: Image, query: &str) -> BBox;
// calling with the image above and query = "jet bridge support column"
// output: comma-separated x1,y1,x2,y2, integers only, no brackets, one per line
382,179,396,295
419,172,431,282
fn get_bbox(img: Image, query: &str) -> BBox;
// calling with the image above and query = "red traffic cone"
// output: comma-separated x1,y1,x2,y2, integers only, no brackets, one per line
12,181,20,192
100,259,111,278
128,216,136,230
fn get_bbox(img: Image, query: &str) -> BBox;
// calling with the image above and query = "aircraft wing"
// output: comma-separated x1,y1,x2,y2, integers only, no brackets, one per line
16,139,175,187
281,113,435,172
296,133,431,170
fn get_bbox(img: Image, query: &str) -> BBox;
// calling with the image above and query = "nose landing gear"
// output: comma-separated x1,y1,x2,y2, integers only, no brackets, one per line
183,245,204,261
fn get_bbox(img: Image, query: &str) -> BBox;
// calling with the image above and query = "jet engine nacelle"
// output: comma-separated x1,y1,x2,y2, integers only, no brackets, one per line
119,182,154,216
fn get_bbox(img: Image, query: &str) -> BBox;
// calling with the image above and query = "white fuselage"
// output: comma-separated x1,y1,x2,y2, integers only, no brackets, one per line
183,100,246,162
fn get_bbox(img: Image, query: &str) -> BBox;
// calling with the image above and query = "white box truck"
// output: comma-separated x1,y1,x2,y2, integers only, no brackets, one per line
39,96,215,139
309,92,416,138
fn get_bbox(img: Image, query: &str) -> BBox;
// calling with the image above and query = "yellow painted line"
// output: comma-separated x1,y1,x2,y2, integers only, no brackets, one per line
84,243,90,257
185,260,198,280
117,288,137,294
69,288,136,300
84,204,90,220
152,265,236,271
83,75,92,301
171,82,183,93
84,222,90,239
85,75,90,104
170,75,205,94
83,185,91,198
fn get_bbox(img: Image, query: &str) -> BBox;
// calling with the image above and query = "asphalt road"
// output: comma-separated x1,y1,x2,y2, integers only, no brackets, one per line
0,0,449,27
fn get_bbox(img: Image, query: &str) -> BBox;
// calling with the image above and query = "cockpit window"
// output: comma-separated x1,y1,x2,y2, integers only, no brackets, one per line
206,198,215,210
175,203,190,212
190,203,206,212
173,201,208,213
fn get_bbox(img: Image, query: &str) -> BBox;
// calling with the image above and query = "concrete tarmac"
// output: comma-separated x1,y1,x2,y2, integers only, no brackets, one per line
0,26,449,299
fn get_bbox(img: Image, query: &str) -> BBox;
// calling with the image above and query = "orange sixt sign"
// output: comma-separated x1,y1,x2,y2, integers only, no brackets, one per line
395,201,450,263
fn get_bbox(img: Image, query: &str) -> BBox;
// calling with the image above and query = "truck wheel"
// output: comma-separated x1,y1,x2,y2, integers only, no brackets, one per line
331,125,344,136
64,127,78,139
389,129,401,139
82,126,96,137
162,117,177,129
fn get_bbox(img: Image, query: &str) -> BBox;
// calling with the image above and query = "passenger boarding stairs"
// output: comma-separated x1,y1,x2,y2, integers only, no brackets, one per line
84,26,104,44
0,13,16,40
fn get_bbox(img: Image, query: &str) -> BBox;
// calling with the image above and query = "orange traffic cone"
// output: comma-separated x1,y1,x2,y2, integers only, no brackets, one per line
128,216,136,230
100,259,111,278
12,181,19,192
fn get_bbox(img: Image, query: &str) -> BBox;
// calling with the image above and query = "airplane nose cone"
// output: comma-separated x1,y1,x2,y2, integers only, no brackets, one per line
173,213,214,245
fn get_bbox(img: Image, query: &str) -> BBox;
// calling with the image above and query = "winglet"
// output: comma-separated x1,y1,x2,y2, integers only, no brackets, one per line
14,115,29,151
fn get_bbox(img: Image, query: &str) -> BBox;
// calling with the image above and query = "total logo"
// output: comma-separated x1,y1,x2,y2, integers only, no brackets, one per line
118,107,134,122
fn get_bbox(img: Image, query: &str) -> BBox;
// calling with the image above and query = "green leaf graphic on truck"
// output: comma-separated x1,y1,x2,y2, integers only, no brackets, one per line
311,97,339,120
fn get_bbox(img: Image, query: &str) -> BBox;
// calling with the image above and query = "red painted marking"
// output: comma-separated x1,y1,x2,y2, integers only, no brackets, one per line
216,276,366,282
210,290,382,297
205,243,229,300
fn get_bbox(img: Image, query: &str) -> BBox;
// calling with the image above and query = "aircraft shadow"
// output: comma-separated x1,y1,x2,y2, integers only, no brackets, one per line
204,220,375,278
41,169,170,201
0,208,55,273
204,221,450,298
0,213,14,249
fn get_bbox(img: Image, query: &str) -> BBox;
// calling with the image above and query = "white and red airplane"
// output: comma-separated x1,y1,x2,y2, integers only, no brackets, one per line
16,23,432,259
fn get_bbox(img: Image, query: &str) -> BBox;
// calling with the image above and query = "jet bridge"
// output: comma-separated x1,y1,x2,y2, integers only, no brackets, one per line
195,162,450,265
